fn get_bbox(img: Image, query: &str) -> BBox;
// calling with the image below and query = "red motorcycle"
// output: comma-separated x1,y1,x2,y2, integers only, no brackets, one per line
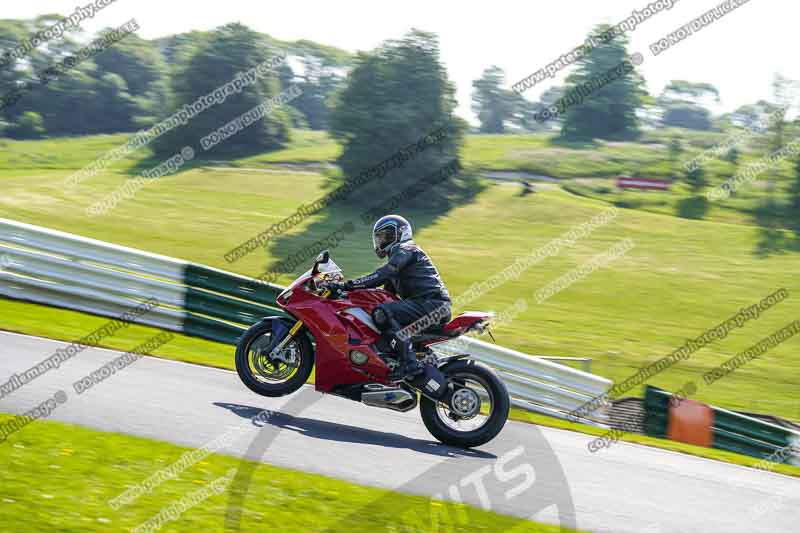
235,251,509,447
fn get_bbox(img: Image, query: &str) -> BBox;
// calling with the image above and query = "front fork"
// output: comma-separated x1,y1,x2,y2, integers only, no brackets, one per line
268,320,304,362
268,287,333,360
268,288,331,360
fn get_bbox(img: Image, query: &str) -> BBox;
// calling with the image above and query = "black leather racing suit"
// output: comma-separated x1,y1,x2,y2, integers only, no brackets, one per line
345,241,451,363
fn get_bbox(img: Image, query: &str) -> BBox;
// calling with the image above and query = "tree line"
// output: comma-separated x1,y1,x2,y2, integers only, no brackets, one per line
1,17,797,214
471,26,796,141
0,17,350,141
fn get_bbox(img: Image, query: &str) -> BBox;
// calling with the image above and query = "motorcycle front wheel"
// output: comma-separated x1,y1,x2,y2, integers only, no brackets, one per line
235,319,314,397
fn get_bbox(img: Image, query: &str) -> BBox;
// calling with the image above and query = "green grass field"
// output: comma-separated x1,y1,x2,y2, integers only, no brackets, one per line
3,126,796,232
2,129,798,422
1,129,799,485
0,414,569,532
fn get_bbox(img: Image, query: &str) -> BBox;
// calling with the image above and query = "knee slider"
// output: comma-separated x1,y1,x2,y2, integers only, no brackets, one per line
372,305,401,331
372,307,390,329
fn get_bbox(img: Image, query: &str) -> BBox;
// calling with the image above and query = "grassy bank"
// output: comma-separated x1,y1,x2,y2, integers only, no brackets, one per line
1,130,798,474
2,152,798,419
0,414,569,532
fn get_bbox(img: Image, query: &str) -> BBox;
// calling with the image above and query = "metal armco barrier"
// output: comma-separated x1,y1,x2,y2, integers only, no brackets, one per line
0,218,285,345
436,337,611,424
644,386,800,464
0,218,613,425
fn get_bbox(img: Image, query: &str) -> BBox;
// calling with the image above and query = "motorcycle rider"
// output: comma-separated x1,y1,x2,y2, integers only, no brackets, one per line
327,215,451,379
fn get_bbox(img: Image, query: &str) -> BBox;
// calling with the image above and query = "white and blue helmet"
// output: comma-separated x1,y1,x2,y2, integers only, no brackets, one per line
372,215,412,258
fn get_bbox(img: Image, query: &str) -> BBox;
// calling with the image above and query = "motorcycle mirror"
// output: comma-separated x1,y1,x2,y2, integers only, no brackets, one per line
311,249,330,277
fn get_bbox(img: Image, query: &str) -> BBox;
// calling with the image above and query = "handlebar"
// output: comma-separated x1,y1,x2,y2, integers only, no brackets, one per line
313,279,347,298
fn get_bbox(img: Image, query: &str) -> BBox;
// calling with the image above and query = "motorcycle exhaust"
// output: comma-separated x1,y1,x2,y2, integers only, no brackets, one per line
361,384,418,413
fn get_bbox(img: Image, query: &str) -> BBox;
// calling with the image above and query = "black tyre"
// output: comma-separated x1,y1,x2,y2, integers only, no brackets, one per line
419,359,510,448
235,319,314,397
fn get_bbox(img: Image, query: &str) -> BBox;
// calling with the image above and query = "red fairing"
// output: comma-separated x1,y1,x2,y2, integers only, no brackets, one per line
277,272,489,393
443,311,492,333
280,284,399,392
413,311,492,348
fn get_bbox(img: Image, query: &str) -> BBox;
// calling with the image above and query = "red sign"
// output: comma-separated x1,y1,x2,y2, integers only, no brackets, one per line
616,177,670,190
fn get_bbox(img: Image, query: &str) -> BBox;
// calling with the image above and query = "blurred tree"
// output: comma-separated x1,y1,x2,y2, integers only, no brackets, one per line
685,164,707,193
21,23,149,136
668,136,683,179
25,68,101,135
158,32,351,132
330,29,466,204
95,73,140,131
93,33,171,127
515,86,564,132
11,111,45,138
559,26,646,141
94,34,168,98
471,66,514,133
0,15,84,131
285,105,310,129
153,31,211,68
791,156,800,216
768,74,797,153
506,93,544,132
153,23,291,157
288,55,346,130
662,105,712,130
761,75,798,193
2,17,169,136
729,100,774,132
661,80,720,105
3,20,354,139
668,137,683,162
472,80,559,133
538,86,566,108
658,80,719,131
275,60,295,86
0,20,28,101
724,146,740,165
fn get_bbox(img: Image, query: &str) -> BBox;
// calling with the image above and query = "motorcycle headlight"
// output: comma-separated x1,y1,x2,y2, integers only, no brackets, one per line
349,350,370,365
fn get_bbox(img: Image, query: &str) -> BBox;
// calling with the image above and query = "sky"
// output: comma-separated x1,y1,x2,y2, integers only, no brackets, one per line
4,0,798,123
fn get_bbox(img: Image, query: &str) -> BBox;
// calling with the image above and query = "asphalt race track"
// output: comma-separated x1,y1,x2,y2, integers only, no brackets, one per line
1,331,797,533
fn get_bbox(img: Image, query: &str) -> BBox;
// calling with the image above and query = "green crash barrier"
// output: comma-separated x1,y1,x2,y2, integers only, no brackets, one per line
181,264,287,342
643,385,800,463
184,313,247,345
184,263,283,307
184,286,286,326
712,408,795,450
712,427,786,460
643,385,670,438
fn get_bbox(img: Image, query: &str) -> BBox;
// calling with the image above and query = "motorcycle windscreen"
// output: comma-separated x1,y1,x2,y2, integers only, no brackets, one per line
317,259,343,279
286,259,343,289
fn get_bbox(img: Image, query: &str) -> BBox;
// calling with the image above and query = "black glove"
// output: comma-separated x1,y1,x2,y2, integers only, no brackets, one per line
323,281,350,293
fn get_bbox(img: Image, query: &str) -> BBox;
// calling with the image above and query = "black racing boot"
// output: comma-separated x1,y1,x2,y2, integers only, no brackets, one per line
391,336,424,380
380,311,424,381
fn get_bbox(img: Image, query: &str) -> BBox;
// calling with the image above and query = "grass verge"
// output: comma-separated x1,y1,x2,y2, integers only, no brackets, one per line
0,414,575,532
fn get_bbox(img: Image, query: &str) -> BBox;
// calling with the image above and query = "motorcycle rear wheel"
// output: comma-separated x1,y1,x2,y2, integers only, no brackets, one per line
419,359,509,448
